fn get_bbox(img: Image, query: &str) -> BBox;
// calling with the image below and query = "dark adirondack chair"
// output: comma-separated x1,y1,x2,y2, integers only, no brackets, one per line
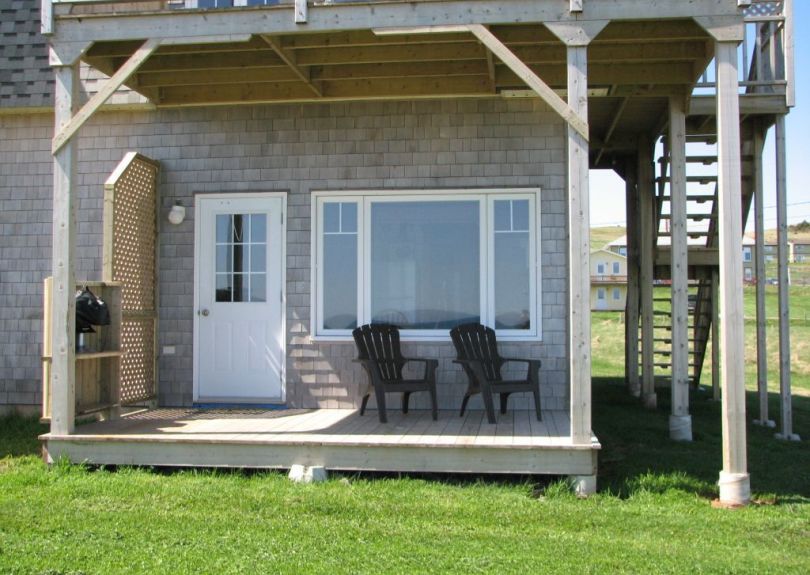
352,324,438,423
450,323,542,424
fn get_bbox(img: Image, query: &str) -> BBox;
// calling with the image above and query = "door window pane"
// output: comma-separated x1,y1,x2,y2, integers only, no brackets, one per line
251,245,266,273
250,214,266,243
215,273,232,302
251,273,267,302
214,212,269,303
371,201,479,329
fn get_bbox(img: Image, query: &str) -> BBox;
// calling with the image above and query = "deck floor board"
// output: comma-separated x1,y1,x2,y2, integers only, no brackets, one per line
65,408,582,448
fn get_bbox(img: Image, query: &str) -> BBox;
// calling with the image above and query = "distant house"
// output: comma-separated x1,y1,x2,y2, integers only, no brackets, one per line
792,242,810,263
590,249,627,311
610,235,776,284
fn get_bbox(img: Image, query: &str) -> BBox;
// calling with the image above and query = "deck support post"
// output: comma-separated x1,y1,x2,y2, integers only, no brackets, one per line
715,40,750,505
668,96,692,441
49,60,80,436
624,159,641,397
542,21,600,447
711,268,720,401
752,122,774,428
638,137,657,409
570,474,596,496
774,115,800,442
565,42,591,446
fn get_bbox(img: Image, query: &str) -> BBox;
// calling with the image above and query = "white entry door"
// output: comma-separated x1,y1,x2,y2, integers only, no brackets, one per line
195,195,285,402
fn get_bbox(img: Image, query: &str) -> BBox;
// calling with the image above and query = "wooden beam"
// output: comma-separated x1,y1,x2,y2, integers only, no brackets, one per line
785,0,795,107
774,115,800,441
624,159,641,397
41,0,53,35
50,63,79,436
467,24,588,140
155,76,493,107
751,123,773,428
497,62,697,87
136,67,301,89
314,61,488,82
638,137,657,409
483,26,497,93
294,0,307,24
668,95,692,441
260,35,322,97
53,1,744,45
52,38,161,154
126,50,285,73
594,97,628,166
715,40,750,506
293,29,476,49
566,44,592,445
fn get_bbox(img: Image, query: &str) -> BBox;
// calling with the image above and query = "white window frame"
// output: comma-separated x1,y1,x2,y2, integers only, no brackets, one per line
311,188,542,342
613,287,622,300
597,263,605,275
612,261,620,275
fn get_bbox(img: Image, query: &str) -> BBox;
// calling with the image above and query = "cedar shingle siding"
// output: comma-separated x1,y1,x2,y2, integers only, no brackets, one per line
0,100,570,412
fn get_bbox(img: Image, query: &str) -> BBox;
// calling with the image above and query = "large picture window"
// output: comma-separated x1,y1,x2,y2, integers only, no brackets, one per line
313,189,541,340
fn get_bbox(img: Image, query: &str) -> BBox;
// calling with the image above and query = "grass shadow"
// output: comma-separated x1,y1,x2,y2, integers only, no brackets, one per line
0,413,48,458
593,376,810,501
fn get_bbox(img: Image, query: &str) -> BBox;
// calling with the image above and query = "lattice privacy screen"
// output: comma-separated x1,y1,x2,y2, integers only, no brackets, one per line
103,153,160,404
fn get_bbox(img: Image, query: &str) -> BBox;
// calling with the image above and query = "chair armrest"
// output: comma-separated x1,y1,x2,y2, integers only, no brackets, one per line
403,358,439,380
501,358,541,382
500,358,542,368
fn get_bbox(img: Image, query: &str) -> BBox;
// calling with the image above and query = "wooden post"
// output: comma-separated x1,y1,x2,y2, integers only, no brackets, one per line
774,115,800,441
752,123,774,427
716,41,750,505
668,96,692,441
638,138,657,409
711,268,720,401
49,61,80,436
624,159,641,397
566,43,592,447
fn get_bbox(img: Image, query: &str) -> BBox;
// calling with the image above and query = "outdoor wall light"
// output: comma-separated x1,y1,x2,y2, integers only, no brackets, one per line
168,202,186,225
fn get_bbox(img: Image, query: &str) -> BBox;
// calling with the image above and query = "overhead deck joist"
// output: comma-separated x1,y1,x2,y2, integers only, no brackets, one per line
78,19,712,116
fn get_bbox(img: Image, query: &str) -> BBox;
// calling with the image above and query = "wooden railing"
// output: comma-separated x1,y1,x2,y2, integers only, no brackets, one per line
695,0,794,107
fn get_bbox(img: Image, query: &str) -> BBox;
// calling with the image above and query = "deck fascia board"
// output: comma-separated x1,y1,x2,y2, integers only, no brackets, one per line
40,408,599,475
50,0,743,45
43,437,599,475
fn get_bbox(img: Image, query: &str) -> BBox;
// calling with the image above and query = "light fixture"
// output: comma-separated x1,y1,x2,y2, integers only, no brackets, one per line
168,201,186,225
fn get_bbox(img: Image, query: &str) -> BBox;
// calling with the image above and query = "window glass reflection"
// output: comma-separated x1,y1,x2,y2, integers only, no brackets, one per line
371,201,480,329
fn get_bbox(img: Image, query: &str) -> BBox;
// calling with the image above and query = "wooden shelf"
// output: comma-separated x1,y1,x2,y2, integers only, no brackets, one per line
42,278,123,423
76,350,123,360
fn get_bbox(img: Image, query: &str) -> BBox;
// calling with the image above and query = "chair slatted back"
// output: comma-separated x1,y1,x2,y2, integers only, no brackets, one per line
450,323,502,381
352,324,405,381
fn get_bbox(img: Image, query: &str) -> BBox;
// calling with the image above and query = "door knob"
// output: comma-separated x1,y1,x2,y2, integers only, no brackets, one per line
200,309,210,317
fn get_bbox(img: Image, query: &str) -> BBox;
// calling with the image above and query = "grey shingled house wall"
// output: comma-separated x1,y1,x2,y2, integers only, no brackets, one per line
0,98,569,412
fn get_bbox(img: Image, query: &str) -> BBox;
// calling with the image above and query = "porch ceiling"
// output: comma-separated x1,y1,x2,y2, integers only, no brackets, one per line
83,19,713,165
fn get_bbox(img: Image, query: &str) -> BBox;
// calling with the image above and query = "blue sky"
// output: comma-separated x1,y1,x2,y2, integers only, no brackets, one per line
590,3,809,230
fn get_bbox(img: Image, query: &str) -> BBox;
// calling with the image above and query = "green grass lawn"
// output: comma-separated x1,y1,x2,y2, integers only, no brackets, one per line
1,287,809,573
1,404,808,575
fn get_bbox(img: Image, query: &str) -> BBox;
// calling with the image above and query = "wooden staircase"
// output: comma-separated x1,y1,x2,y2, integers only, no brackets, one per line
642,121,759,389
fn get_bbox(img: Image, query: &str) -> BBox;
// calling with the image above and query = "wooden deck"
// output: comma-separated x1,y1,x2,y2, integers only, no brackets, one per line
41,408,600,477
